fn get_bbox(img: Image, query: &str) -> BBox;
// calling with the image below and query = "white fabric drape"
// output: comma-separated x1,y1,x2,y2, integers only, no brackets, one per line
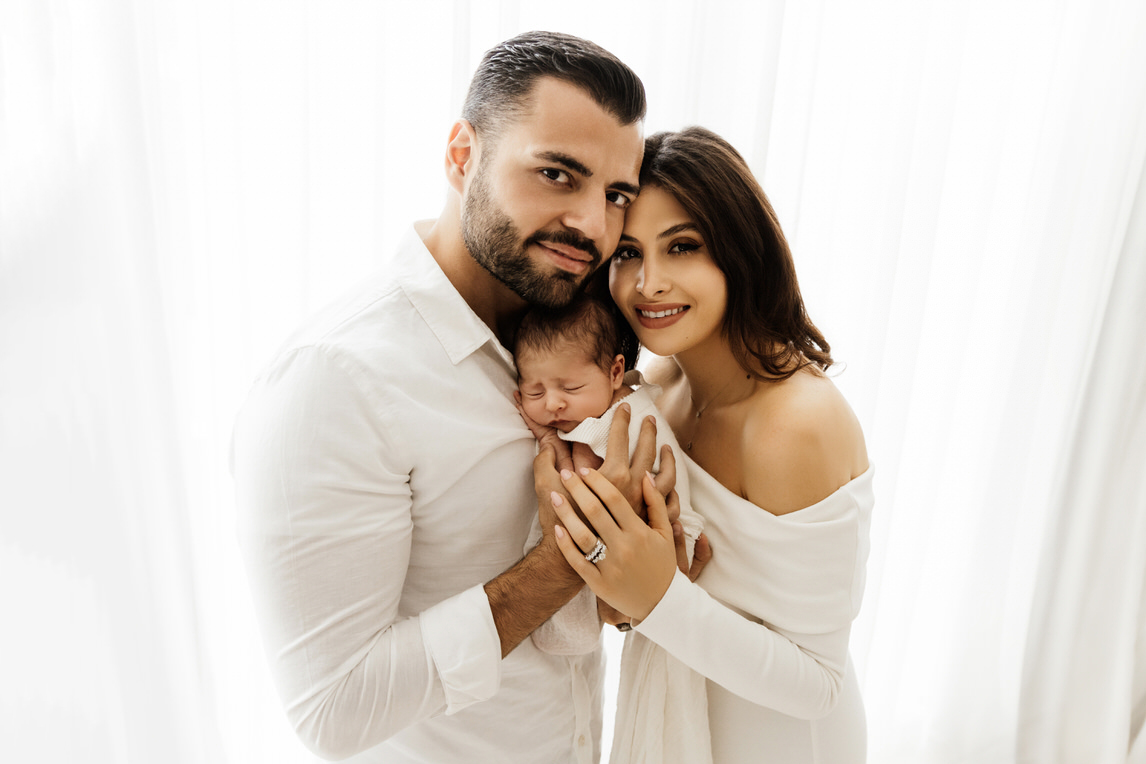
1018,146,1146,763
3,1,1144,762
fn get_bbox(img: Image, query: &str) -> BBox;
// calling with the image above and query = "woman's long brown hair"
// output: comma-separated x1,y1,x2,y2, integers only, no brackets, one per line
628,126,832,379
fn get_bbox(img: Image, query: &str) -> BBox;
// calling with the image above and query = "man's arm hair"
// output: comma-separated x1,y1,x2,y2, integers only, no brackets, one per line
485,534,585,657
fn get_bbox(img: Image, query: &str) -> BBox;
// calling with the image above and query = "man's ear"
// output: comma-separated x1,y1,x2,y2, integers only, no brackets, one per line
611,354,626,389
445,120,478,194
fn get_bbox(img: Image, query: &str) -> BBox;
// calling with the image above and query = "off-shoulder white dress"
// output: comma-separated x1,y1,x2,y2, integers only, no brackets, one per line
630,459,874,764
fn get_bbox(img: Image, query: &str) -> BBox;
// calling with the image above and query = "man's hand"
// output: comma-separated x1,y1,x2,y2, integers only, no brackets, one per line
597,404,677,516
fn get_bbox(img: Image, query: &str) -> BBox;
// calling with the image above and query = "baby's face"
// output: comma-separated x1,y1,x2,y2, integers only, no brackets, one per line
517,349,622,432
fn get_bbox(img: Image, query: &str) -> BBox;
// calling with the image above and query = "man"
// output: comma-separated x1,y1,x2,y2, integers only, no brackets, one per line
232,31,697,763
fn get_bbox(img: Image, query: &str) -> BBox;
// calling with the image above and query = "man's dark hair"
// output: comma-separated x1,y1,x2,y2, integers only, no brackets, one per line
462,31,646,147
514,294,635,375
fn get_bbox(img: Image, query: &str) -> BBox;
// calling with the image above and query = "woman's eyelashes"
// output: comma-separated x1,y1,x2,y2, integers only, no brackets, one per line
612,239,701,261
669,239,701,254
612,244,641,261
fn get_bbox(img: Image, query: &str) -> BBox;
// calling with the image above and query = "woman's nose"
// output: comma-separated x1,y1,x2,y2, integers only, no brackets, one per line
637,260,667,298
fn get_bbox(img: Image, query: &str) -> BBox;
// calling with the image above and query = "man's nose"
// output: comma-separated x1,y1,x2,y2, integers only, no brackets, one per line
561,192,607,244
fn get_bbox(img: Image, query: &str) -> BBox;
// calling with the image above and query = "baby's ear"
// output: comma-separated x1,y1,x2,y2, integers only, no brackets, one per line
610,354,626,388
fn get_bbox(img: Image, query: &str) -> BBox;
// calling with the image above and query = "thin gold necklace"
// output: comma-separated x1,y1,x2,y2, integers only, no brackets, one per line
685,372,752,450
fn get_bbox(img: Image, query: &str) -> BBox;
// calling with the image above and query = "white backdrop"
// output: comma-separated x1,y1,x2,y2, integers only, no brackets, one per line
2,1,1145,762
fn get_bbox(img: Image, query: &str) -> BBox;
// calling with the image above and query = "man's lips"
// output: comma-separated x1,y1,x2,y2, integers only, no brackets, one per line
634,303,689,329
537,241,594,274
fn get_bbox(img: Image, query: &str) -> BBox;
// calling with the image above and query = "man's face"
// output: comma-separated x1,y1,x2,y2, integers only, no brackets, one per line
461,77,644,308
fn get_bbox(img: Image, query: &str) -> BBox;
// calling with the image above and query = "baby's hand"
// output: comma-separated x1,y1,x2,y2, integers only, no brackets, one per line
514,390,572,472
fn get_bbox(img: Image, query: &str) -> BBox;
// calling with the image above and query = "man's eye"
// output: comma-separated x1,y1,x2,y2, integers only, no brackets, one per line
606,191,632,208
541,168,570,184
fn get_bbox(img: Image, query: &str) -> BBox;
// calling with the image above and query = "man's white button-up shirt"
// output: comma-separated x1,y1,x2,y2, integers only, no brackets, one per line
232,221,603,763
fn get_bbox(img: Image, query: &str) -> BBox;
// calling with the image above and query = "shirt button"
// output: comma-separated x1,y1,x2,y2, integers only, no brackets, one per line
578,735,586,747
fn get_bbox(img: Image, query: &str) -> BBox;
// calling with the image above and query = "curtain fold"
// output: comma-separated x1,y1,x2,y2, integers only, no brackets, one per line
1018,138,1146,764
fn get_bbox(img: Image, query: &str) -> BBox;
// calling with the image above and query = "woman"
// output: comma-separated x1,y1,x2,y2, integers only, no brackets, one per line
550,127,873,763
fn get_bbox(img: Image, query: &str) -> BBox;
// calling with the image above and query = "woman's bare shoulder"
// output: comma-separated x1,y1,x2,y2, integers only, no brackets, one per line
740,369,868,515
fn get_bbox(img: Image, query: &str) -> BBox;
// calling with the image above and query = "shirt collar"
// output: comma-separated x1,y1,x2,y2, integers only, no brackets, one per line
394,221,516,368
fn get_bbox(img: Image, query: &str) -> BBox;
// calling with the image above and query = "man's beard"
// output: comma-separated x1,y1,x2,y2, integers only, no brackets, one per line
461,166,601,308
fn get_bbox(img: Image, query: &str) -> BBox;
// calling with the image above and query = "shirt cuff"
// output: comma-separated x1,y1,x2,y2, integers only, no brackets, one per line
420,584,502,715
632,568,692,639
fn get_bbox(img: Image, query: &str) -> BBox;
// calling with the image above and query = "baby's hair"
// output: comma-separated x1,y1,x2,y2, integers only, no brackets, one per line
515,295,626,375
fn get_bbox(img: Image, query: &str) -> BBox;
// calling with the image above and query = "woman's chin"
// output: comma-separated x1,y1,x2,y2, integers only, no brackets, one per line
633,332,683,358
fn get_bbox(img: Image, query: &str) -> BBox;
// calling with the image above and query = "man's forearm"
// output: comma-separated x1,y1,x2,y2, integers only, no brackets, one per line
485,536,585,657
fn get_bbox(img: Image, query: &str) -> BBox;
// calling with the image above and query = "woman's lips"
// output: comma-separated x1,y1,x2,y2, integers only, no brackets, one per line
634,304,689,329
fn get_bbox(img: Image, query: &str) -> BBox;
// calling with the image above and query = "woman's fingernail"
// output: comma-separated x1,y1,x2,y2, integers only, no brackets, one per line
646,471,656,484
551,491,564,507
560,469,573,480
578,467,590,476
555,525,566,540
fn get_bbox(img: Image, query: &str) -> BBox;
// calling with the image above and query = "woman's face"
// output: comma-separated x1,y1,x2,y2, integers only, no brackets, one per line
609,185,727,358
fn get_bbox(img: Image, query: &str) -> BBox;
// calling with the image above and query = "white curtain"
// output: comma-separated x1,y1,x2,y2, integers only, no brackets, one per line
2,1,1144,762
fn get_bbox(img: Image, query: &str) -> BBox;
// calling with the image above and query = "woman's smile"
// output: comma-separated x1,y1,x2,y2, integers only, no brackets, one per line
635,303,690,328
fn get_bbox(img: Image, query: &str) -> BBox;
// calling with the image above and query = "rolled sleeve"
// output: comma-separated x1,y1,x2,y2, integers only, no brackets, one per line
420,584,503,714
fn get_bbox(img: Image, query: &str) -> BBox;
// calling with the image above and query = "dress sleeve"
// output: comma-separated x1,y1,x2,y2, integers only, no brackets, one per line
232,346,502,760
634,569,850,720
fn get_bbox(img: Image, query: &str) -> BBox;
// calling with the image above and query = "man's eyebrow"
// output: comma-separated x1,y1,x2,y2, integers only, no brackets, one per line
535,151,593,177
534,150,639,196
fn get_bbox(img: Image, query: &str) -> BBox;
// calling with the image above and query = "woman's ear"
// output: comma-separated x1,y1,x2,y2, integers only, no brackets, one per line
445,120,477,194
610,354,626,389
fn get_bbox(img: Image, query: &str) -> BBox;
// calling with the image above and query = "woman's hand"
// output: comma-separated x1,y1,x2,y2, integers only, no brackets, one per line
550,469,677,622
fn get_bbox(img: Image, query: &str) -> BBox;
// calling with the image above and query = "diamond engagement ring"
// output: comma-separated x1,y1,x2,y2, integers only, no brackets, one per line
584,538,607,564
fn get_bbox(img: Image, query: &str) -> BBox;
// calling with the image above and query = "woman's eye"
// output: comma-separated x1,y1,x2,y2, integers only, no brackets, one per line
612,246,641,261
670,241,700,254
540,168,570,184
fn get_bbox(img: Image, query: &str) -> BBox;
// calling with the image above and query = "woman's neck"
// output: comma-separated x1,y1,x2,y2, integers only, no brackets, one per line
672,338,752,410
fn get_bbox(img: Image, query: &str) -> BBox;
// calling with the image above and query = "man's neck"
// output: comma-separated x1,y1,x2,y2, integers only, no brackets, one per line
421,210,527,345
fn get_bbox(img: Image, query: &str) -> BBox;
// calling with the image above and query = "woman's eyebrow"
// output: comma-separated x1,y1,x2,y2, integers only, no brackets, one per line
658,223,700,239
